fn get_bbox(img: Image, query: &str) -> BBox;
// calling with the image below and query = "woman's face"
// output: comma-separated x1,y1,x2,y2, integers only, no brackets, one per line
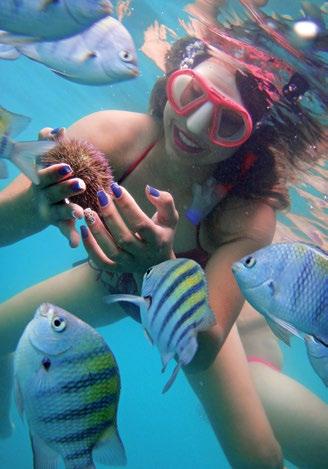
163,57,249,165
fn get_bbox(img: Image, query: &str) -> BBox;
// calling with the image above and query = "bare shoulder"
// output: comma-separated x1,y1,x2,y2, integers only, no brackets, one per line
66,110,160,156
206,196,277,248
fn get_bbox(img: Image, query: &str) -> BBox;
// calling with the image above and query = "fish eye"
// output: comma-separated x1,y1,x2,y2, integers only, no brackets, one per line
51,316,66,332
243,256,256,268
119,50,133,62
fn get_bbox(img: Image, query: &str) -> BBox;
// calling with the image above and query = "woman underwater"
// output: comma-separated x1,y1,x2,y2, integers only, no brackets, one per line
1,22,328,469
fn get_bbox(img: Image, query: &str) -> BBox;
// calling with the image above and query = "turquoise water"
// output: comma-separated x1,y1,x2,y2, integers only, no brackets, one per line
0,1,327,468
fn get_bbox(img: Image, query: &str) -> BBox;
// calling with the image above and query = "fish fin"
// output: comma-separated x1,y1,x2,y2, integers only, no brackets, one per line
14,378,24,419
177,334,199,366
266,314,302,346
143,328,154,345
10,140,55,184
0,160,8,178
0,105,31,137
265,315,291,346
103,294,148,324
51,67,98,85
162,362,181,394
0,44,20,60
161,351,175,373
0,31,40,45
73,50,98,63
30,432,59,469
93,428,127,466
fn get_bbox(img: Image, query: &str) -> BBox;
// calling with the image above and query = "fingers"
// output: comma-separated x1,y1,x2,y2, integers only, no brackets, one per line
96,188,146,252
58,220,80,248
145,185,179,228
41,177,86,205
84,208,120,259
38,163,74,188
80,224,119,271
38,127,65,141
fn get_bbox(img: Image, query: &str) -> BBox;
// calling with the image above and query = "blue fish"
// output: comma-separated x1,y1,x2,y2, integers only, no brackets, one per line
232,241,328,385
14,303,126,468
0,105,55,183
0,0,112,43
0,16,138,86
104,258,216,393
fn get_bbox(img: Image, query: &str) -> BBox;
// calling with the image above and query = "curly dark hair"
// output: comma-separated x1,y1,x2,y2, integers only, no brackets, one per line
149,37,327,210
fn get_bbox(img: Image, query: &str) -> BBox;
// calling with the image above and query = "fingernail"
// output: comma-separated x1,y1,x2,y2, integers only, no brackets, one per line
146,185,160,197
71,179,86,192
84,208,96,225
110,182,122,198
80,225,88,240
58,164,72,176
72,209,83,220
97,190,109,207
51,127,62,135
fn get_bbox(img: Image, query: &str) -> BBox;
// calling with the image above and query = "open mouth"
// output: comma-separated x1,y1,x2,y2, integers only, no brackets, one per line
173,125,204,154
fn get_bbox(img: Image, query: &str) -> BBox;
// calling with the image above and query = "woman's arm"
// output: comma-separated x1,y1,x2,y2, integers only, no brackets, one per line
182,201,282,468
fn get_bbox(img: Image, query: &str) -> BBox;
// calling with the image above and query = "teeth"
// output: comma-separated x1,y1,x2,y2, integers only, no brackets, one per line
178,129,199,148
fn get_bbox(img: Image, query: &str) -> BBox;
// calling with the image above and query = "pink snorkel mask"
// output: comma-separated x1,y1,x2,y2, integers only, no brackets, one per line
166,39,253,149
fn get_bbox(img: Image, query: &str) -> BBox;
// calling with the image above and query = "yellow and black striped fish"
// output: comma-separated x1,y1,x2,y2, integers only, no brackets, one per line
14,303,126,468
104,259,216,393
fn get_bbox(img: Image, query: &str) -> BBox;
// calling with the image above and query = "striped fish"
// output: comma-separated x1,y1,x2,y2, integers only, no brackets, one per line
104,259,216,393
14,303,126,468
232,242,328,386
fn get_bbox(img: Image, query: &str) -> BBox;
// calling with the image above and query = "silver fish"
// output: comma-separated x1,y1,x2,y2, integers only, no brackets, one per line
0,105,55,183
104,259,216,393
0,0,112,43
232,241,328,385
14,303,126,468
0,16,138,85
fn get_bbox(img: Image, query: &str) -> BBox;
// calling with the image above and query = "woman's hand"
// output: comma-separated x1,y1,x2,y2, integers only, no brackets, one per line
36,126,85,247
81,183,179,273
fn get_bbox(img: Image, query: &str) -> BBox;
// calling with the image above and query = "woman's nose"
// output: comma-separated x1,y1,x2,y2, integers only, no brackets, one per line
186,101,214,135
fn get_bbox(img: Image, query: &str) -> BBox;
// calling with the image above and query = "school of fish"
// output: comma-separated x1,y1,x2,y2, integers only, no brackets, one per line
104,258,217,393
232,242,328,386
14,303,126,468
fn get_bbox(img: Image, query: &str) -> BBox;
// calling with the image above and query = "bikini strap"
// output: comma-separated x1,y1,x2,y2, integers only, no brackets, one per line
118,141,157,184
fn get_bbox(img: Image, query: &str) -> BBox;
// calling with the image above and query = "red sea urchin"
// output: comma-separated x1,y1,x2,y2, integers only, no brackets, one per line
41,138,113,212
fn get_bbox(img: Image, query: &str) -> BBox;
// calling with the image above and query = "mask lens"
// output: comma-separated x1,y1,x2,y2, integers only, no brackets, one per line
172,75,205,109
217,109,246,139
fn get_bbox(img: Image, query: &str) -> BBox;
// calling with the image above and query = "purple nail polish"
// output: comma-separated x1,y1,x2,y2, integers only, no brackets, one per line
51,127,61,135
80,225,88,240
58,164,72,176
71,180,85,192
146,185,160,197
97,190,109,207
110,182,122,198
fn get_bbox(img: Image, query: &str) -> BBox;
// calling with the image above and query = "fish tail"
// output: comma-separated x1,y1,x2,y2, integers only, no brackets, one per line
162,362,181,394
10,140,56,184
177,333,198,366
93,428,127,466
